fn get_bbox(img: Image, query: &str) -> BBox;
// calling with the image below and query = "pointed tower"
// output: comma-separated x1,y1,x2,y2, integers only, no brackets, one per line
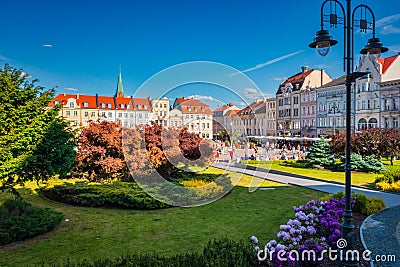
115,66,124,97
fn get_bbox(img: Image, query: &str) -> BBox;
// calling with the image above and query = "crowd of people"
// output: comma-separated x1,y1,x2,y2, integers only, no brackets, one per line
214,140,313,162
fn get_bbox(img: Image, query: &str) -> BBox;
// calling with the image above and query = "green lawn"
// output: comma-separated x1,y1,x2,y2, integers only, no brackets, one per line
245,160,382,188
0,167,324,267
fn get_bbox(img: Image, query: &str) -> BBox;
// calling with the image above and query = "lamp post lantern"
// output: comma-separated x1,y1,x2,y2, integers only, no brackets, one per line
309,0,387,266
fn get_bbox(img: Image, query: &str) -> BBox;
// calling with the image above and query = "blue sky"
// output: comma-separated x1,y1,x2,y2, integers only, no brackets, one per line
1,0,400,109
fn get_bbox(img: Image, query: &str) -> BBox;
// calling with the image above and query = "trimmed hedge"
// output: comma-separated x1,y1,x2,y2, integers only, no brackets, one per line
0,198,63,245
46,238,258,267
40,182,169,210
322,191,386,215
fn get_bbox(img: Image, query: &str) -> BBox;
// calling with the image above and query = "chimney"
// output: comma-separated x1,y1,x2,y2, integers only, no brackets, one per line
76,93,79,99
95,94,99,108
301,66,309,73
63,92,66,97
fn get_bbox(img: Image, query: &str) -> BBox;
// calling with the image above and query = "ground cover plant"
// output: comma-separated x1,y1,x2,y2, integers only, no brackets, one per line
0,198,63,245
0,167,324,266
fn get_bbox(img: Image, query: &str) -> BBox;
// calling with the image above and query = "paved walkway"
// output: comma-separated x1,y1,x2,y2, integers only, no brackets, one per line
211,160,400,207
361,206,400,267
211,158,400,266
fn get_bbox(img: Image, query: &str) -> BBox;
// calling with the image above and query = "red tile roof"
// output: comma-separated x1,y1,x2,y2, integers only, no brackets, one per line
225,109,241,117
277,69,314,94
174,98,212,114
97,96,116,110
49,94,98,109
378,54,399,74
50,93,137,110
213,103,235,113
132,98,151,111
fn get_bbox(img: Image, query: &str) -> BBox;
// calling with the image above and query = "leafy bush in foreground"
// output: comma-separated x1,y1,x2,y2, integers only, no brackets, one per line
323,191,386,216
0,198,63,245
45,239,258,267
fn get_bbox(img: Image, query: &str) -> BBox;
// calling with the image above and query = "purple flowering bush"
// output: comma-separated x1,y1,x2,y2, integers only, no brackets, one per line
252,197,350,267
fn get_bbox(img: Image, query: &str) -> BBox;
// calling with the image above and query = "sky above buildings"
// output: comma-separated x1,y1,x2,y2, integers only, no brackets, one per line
1,0,400,109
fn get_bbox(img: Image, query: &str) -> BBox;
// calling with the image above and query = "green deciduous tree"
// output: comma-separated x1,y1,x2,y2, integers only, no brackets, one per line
0,64,76,195
306,138,335,169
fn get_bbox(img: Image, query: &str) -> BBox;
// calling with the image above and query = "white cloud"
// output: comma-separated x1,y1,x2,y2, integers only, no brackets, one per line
272,77,286,81
187,95,214,101
376,13,400,35
42,44,53,48
243,88,265,99
64,87,78,91
20,72,32,79
230,50,304,76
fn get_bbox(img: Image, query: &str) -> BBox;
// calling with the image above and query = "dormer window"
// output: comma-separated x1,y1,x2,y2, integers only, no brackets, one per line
201,107,205,112
101,103,106,108
138,104,142,109
69,102,74,108
83,102,88,107
144,105,148,110
120,104,125,108
188,107,192,112
54,100,59,105
126,104,130,109
108,103,112,108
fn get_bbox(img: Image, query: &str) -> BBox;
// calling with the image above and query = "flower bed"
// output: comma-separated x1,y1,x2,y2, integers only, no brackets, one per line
252,197,349,266
252,192,385,266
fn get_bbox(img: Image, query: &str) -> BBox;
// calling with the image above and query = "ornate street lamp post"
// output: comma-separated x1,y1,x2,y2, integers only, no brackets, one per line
309,1,387,266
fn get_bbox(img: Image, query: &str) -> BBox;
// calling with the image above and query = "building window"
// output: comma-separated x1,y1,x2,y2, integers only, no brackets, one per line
118,113,122,118
66,111,70,116
394,117,399,128
138,104,142,109
294,96,299,105
120,104,125,108
54,100,59,105
124,113,128,118
367,100,371,109
144,105,148,110
357,101,360,110
127,104,130,109
73,121,78,126
373,100,378,109
358,118,367,130
107,103,111,108
84,111,88,117
385,99,390,110
91,112,96,117
69,102,74,108
394,98,398,110
101,103,106,108
368,118,378,129
83,102,88,107
108,112,112,118
73,111,78,117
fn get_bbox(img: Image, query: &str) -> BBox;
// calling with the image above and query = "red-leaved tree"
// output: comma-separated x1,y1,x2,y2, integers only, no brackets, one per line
77,121,214,182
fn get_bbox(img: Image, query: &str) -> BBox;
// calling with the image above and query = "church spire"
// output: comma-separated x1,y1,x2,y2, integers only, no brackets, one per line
115,65,124,97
